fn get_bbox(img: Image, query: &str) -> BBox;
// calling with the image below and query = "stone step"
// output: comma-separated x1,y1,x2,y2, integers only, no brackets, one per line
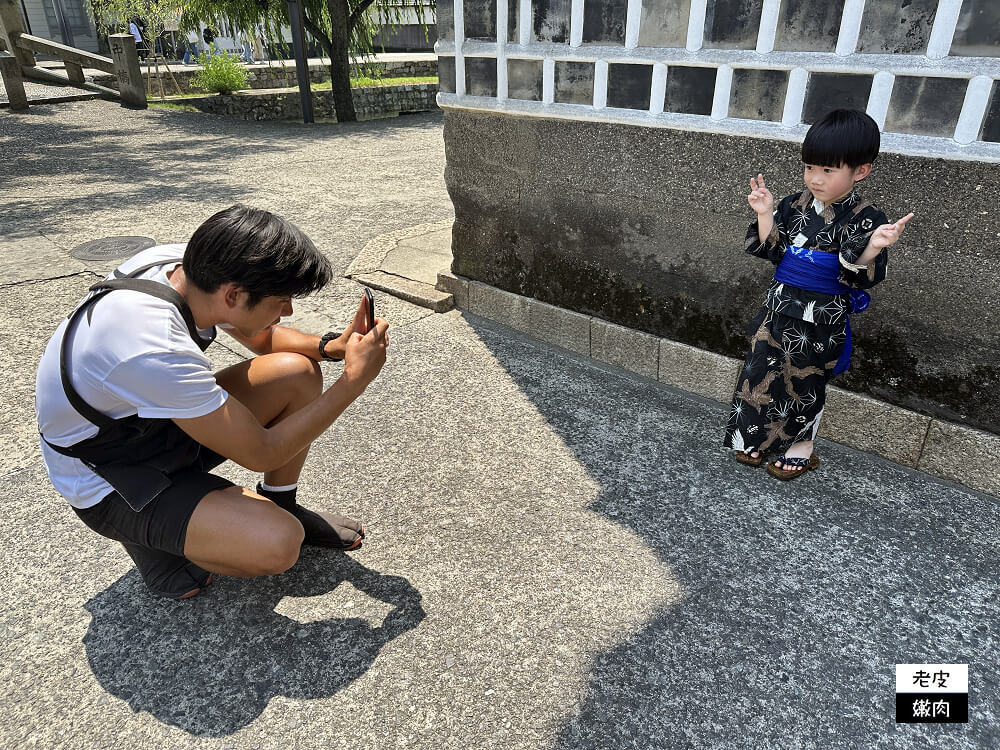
353,270,454,313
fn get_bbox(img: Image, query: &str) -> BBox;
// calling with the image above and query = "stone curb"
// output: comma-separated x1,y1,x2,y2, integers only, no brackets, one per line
179,84,439,122
346,219,454,280
353,270,453,313
437,273,1000,499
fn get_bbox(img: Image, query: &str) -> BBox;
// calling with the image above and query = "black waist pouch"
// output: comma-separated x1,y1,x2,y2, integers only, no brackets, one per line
46,417,202,511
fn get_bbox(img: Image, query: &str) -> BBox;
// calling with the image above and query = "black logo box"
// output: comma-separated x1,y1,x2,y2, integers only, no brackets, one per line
895,693,969,723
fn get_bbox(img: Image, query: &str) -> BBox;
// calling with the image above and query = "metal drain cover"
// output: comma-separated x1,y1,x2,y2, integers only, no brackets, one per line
70,236,156,261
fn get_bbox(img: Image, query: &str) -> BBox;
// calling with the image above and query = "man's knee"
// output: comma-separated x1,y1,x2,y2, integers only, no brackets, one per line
186,488,305,576
268,352,322,400
252,516,304,575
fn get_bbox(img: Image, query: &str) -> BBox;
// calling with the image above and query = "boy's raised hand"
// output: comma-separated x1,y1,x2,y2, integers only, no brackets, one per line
869,213,915,250
748,174,774,216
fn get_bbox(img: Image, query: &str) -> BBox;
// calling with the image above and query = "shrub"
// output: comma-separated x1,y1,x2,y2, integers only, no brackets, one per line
191,47,250,95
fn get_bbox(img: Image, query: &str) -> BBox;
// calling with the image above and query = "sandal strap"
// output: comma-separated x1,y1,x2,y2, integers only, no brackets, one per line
776,455,811,468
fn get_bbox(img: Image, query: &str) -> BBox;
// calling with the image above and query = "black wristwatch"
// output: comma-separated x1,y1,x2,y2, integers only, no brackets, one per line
319,331,342,361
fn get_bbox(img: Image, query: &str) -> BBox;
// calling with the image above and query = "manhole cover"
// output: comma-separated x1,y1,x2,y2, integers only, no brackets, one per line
70,236,156,261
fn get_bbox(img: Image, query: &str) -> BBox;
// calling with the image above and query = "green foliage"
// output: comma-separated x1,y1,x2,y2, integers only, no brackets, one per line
87,0,180,40
191,48,250,94
179,0,434,69
148,101,200,111
311,75,438,90
174,0,434,121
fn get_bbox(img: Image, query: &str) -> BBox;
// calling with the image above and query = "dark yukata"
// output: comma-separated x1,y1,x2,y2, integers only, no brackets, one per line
724,189,888,456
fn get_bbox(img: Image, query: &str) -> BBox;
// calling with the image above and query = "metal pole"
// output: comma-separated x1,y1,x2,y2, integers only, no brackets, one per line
285,0,313,123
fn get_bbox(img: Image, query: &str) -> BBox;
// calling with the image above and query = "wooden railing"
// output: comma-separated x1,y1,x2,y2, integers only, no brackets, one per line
0,0,146,111
16,33,115,76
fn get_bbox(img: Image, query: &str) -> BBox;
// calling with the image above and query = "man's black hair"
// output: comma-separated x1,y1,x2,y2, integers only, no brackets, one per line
801,109,880,169
184,205,333,307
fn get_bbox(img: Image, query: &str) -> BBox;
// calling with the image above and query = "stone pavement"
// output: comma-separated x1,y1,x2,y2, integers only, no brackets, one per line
1,100,998,749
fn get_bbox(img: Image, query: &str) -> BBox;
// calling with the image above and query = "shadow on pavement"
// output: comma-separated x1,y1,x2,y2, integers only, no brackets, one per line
463,314,999,749
0,107,444,236
82,549,424,737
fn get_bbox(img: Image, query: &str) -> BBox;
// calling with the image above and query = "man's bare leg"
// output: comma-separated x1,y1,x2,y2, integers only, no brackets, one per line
215,351,323,486
184,485,304,576
183,351,363,572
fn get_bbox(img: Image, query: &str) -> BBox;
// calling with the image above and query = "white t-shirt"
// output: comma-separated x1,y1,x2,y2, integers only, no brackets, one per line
36,245,229,509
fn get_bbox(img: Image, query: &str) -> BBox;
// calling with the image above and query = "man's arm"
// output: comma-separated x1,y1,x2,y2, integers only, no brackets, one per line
225,294,371,360
175,321,388,472
228,325,331,360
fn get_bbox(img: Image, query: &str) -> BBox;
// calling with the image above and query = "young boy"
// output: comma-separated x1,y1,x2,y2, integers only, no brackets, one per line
724,109,913,480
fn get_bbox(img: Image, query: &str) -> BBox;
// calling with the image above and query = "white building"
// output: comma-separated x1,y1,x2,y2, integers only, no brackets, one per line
15,0,435,58
20,0,100,53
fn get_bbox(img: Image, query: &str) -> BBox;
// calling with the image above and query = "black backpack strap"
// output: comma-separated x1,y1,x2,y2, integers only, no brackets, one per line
112,256,184,279
88,277,214,352
58,289,117,430
93,257,184,322
55,258,214,430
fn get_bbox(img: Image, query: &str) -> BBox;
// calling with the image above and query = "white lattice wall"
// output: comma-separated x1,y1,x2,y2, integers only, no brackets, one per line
436,0,1000,161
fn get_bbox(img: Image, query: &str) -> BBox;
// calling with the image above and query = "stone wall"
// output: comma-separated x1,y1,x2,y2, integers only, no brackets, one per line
184,83,438,120
438,0,1000,435
94,58,437,96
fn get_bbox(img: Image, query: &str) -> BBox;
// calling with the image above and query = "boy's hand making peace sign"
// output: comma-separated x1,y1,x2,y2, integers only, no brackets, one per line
748,174,774,216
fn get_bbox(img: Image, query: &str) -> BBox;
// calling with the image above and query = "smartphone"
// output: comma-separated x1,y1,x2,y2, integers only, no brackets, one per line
364,287,375,333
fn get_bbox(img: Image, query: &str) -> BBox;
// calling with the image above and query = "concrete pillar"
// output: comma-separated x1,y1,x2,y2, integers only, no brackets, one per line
0,0,34,67
107,33,146,109
0,49,27,110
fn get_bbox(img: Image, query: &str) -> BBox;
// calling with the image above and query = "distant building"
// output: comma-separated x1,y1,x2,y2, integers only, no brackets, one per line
20,0,100,52
15,0,435,57
373,1,437,51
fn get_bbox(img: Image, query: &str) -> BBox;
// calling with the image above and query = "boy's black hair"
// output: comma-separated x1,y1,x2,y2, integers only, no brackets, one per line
801,109,880,169
184,205,333,307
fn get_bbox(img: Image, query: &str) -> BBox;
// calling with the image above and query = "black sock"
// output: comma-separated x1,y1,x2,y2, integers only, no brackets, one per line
255,483,297,512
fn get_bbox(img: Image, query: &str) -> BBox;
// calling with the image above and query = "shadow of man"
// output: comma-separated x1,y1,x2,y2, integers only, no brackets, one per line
82,550,424,737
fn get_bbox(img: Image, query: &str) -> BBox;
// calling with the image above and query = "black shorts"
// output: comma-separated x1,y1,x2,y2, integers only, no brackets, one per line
73,448,233,558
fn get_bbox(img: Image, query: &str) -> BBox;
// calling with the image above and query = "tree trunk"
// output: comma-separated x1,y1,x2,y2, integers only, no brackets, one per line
326,0,355,121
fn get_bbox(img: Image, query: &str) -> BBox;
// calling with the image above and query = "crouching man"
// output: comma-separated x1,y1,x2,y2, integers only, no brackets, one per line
36,205,387,599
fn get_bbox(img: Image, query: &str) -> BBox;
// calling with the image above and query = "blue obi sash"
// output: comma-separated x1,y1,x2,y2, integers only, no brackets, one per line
773,246,870,375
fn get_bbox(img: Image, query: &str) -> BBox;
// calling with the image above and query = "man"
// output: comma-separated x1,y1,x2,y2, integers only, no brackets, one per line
202,26,216,56
128,18,148,60
182,29,202,65
36,205,388,599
